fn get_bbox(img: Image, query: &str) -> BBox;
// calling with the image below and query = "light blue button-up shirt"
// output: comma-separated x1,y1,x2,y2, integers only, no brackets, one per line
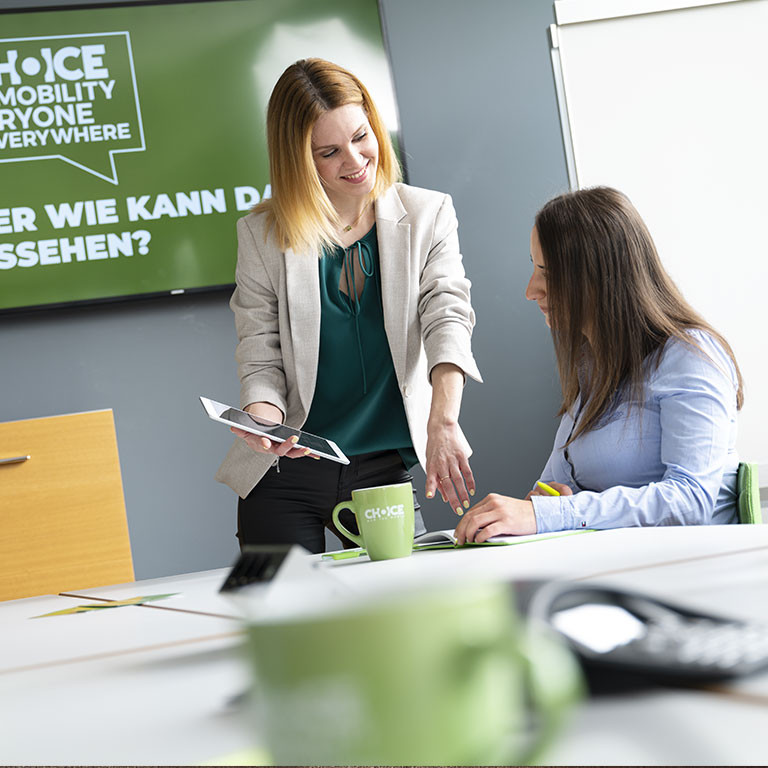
531,330,739,532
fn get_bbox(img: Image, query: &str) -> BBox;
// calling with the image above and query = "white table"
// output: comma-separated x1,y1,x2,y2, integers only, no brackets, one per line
2,525,767,766
1,578,249,766
0,629,253,766
321,525,768,591
1,585,241,674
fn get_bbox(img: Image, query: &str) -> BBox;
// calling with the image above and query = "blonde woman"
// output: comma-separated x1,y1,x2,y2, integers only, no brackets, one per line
216,59,481,552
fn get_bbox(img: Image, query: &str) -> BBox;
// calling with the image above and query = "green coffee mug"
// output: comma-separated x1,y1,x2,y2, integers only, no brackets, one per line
245,580,583,766
332,481,415,560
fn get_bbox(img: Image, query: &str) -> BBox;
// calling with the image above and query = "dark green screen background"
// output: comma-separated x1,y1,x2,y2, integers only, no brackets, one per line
0,0,394,310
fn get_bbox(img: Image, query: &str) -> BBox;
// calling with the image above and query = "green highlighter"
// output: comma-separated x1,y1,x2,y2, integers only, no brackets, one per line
321,549,366,561
537,481,561,496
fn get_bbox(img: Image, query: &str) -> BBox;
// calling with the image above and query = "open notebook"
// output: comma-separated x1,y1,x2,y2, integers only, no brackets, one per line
413,528,595,551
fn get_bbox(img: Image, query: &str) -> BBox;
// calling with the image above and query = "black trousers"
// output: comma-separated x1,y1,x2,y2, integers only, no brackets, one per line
237,449,426,553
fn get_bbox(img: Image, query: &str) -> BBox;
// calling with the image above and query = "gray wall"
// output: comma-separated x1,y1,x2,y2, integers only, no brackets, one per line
0,0,567,579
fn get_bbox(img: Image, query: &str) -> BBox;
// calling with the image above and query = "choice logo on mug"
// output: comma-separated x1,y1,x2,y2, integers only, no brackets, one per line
332,482,415,560
364,504,405,519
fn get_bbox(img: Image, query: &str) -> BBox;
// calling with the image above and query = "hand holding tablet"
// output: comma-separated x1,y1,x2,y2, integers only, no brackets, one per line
199,396,349,464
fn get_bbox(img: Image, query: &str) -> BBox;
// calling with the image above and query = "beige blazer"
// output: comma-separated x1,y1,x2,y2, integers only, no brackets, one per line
216,183,482,498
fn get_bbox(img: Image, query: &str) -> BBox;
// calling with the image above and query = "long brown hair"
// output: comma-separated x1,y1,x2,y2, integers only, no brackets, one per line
534,186,743,443
256,58,401,255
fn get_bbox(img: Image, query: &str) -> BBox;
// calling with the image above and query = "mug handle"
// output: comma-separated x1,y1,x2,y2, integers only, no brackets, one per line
331,501,365,548
515,625,584,765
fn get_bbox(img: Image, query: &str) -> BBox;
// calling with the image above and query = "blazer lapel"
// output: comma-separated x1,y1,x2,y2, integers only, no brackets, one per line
375,186,410,385
285,247,321,416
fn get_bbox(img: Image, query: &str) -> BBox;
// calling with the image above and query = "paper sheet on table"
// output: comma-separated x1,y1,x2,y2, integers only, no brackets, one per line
33,593,179,617
413,528,596,550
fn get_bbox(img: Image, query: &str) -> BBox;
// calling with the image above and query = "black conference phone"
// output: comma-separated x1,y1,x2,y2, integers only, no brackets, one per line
219,545,293,592
521,581,768,692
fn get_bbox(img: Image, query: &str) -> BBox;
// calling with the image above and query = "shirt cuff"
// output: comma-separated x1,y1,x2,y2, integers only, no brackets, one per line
531,495,575,533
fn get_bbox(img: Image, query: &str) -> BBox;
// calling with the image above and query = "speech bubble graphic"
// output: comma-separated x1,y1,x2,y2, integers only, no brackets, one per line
0,32,145,184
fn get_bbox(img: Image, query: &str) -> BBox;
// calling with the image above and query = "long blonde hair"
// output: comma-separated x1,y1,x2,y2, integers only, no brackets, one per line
256,58,401,255
535,186,743,444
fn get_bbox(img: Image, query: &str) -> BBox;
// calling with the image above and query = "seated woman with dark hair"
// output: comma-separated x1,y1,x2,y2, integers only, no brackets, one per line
456,186,743,544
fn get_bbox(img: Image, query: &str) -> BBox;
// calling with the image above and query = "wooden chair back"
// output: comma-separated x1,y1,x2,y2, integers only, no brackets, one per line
0,409,134,601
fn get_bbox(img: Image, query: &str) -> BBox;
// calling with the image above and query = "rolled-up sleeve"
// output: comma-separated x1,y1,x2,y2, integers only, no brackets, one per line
418,195,482,384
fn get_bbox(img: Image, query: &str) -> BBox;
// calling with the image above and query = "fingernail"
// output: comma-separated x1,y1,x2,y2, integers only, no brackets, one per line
426,491,434,498
463,500,470,509
290,436,299,444
455,507,463,516
313,456,320,460
303,449,311,456
469,489,475,497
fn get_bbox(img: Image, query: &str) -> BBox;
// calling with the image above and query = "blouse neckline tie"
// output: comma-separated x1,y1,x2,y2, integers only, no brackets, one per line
340,238,377,395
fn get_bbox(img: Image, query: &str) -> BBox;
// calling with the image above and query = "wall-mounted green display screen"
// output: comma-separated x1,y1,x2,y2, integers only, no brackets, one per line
0,0,398,311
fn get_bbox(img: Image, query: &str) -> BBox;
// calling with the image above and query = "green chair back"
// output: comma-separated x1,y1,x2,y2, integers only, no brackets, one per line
737,462,762,524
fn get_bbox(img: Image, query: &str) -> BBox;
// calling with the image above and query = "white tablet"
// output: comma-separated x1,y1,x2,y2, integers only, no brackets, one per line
200,396,349,465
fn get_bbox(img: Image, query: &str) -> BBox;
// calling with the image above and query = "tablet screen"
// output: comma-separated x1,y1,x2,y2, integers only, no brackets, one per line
219,408,335,456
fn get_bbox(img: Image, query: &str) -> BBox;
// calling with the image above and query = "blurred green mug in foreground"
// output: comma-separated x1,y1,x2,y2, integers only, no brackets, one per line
245,581,583,766
332,481,415,560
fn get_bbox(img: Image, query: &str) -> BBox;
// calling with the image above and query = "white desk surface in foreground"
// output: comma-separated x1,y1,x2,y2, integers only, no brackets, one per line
2,525,768,766
0,632,254,766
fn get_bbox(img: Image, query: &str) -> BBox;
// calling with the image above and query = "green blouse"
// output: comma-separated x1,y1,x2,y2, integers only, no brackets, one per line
302,225,418,468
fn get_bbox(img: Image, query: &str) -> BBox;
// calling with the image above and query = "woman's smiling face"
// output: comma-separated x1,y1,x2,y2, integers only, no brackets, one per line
311,104,379,208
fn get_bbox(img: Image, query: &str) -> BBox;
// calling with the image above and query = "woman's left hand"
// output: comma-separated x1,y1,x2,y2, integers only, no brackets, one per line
425,421,475,515
454,494,537,544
